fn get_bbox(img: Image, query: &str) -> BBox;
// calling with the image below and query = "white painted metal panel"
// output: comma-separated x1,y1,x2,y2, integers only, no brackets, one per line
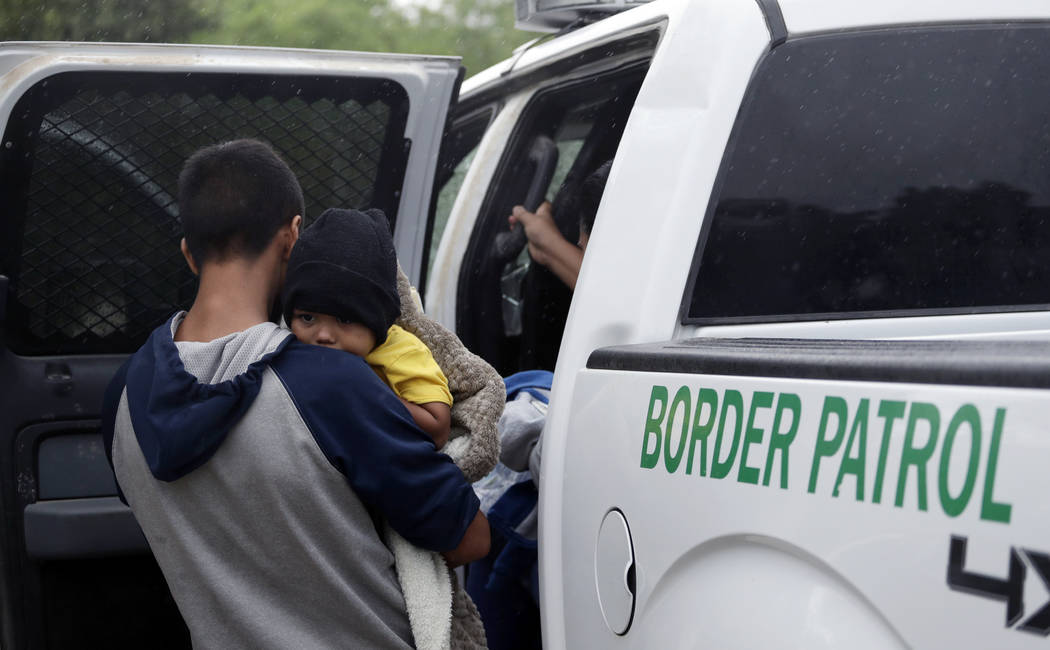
425,92,531,327
538,1,772,645
462,0,669,96
561,367,1050,647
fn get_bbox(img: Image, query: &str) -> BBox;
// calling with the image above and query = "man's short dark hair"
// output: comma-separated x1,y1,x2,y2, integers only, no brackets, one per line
578,159,613,236
178,139,305,265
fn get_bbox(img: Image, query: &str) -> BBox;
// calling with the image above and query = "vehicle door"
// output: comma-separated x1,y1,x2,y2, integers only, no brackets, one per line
424,8,665,374
0,41,460,649
544,3,1050,648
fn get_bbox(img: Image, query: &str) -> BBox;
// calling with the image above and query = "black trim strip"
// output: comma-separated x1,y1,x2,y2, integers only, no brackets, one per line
587,338,1050,389
683,303,1050,327
754,0,788,47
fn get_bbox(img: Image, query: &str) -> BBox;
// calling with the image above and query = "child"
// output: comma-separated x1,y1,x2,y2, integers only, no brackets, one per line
282,207,452,448
282,207,496,650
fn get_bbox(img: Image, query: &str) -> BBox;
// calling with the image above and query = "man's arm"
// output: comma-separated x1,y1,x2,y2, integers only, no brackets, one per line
443,510,490,567
274,344,482,553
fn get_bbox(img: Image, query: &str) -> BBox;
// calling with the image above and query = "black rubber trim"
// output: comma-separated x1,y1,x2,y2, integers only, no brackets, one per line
754,0,788,47
587,338,1050,389
683,303,1050,327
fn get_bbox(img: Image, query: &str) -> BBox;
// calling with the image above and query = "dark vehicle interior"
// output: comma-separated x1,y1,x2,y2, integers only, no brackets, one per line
456,65,646,376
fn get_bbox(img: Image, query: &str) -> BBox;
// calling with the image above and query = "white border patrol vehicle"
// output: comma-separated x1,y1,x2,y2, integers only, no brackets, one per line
2,0,1050,647
425,1,1050,648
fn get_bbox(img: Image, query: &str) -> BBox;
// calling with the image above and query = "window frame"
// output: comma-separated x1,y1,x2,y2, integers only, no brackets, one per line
455,60,650,374
680,22,1050,328
0,70,412,355
419,102,499,296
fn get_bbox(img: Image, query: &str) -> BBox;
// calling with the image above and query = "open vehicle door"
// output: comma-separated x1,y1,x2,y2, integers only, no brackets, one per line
0,41,461,649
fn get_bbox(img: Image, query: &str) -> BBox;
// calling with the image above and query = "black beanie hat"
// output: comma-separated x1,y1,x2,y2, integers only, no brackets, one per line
282,208,400,346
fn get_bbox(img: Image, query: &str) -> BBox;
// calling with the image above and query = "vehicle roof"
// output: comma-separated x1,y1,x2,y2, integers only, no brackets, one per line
462,0,1050,99
515,0,653,33
461,0,668,97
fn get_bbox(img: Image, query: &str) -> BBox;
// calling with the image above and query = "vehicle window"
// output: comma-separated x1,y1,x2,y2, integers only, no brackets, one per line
0,71,410,355
458,67,646,375
425,107,496,287
431,148,478,269
685,25,1050,323
546,132,586,198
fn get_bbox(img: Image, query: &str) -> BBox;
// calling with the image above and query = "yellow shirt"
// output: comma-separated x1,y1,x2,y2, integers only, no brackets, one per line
365,325,453,406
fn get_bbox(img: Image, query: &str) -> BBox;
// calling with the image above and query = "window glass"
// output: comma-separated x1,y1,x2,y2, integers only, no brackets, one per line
544,97,617,203
548,140,585,199
0,71,410,354
686,26,1050,322
430,147,478,273
424,108,495,288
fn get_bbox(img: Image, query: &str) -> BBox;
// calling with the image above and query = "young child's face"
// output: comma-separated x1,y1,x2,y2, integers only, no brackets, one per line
289,309,377,357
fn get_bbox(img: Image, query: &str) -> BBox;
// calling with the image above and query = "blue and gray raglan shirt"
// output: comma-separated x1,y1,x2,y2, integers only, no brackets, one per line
101,313,480,649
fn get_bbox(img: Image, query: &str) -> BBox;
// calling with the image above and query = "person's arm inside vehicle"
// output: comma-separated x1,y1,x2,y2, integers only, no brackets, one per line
508,201,583,290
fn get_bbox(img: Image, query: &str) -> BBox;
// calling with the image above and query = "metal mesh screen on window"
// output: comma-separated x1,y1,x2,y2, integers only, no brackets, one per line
4,72,408,354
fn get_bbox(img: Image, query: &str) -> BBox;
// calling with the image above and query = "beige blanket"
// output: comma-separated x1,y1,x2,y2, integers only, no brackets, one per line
385,266,503,650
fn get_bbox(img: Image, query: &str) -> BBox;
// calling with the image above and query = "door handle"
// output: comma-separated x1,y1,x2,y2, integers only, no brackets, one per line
45,362,74,395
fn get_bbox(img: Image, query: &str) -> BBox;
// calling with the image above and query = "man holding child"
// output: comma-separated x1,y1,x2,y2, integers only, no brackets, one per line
102,138,489,648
